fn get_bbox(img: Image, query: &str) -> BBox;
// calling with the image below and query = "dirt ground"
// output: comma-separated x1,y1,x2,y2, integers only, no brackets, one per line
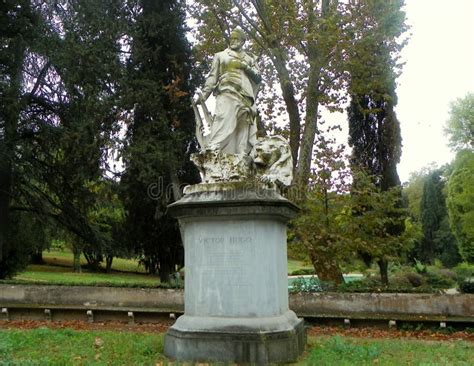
1,320,472,342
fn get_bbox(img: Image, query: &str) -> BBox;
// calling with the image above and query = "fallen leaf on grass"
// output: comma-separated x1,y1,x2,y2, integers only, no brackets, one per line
94,337,104,348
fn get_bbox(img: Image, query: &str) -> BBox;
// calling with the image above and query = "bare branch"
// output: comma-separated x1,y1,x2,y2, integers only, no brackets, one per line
231,0,268,44
29,61,51,98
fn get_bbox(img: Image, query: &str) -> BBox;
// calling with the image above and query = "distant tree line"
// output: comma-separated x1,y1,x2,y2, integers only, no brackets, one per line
404,93,474,267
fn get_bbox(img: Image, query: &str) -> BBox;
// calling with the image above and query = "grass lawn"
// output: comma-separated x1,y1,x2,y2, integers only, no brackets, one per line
5,251,160,287
0,328,165,365
42,250,147,273
288,259,313,274
306,336,473,365
0,328,472,365
12,265,161,287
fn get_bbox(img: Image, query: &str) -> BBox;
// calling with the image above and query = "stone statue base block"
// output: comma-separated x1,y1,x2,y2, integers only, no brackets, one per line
164,315,305,363
163,183,305,363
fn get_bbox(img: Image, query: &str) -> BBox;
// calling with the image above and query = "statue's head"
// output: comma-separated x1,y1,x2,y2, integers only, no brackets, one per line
229,28,247,50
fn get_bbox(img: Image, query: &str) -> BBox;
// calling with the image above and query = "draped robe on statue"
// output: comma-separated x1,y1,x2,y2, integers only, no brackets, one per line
202,48,261,155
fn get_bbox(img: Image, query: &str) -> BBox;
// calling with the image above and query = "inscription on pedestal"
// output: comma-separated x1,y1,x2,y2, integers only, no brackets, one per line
193,234,255,310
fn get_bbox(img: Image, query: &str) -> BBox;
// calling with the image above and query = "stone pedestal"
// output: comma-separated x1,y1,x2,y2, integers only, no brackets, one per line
164,183,305,363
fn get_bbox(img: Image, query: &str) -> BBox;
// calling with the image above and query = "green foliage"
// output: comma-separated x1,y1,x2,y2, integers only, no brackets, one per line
292,137,351,284
120,0,200,282
447,150,474,263
435,216,462,267
83,179,126,272
0,0,127,277
346,1,408,286
289,276,323,293
444,92,474,152
404,166,462,267
0,211,50,278
349,172,413,262
420,169,446,263
290,268,315,276
337,276,435,294
453,262,474,281
424,271,456,288
403,166,436,221
0,0,40,278
459,278,474,294
294,154,416,286
414,259,427,274
335,263,458,293
404,272,424,287
346,1,405,189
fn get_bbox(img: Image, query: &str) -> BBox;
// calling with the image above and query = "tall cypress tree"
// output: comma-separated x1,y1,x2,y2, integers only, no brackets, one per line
120,0,199,282
419,169,461,266
419,171,443,264
347,0,406,285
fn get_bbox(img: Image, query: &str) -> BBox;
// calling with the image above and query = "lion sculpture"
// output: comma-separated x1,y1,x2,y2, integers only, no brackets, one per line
252,135,293,188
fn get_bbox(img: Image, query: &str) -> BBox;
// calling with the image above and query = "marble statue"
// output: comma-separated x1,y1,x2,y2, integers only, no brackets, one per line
191,28,293,188
193,28,261,155
165,30,304,364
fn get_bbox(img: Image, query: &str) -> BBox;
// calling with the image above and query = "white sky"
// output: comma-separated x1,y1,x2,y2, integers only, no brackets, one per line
396,0,474,182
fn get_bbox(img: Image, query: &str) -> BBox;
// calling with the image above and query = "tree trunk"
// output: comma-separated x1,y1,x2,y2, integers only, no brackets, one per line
159,254,173,283
72,245,82,273
30,250,44,265
378,259,389,286
105,255,113,273
272,50,301,172
295,64,321,188
309,248,344,286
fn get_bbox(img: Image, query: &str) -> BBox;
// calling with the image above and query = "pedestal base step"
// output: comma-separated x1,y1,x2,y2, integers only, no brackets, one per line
164,319,305,364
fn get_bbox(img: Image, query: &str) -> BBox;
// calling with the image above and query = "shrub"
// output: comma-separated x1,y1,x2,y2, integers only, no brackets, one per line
390,273,411,287
437,269,458,282
291,268,315,276
337,277,380,293
459,278,474,294
405,272,425,287
424,271,455,288
414,259,427,274
289,276,322,293
453,262,474,281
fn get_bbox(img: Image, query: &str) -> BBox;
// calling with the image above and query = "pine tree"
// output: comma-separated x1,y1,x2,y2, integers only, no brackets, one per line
120,0,199,282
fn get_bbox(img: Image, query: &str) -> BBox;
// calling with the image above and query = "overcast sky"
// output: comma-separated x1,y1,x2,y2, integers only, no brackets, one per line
395,0,474,182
